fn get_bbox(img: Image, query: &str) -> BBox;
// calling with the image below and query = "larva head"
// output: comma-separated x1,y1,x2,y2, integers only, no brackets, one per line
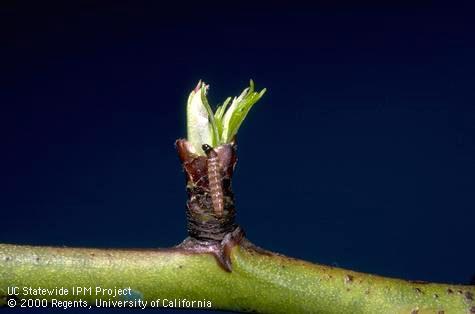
202,144,213,156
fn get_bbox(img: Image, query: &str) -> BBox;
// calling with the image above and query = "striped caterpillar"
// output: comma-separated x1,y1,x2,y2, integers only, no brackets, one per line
202,144,224,217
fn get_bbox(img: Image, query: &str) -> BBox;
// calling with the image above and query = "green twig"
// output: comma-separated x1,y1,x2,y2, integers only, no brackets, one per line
1,242,473,313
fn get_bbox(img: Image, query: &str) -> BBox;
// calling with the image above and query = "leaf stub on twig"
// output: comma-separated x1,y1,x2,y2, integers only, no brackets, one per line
178,226,245,272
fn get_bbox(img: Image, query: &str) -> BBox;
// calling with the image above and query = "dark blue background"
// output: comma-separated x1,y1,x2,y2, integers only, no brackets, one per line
2,2,474,313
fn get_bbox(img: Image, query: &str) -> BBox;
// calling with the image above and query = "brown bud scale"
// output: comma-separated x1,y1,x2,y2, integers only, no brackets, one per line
176,139,238,242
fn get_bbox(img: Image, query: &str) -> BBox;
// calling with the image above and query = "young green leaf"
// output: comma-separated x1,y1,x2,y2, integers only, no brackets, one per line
186,81,214,154
222,80,266,143
186,80,266,153
199,84,219,146
214,97,232,144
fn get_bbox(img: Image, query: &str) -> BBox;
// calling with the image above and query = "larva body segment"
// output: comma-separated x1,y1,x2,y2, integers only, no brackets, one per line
202,144,224,217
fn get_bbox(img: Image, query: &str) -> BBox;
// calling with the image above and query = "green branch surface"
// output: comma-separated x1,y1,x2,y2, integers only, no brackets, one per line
1,242,473,313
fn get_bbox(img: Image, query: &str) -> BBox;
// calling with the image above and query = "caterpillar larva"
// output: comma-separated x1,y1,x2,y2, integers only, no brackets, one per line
202,144,224,217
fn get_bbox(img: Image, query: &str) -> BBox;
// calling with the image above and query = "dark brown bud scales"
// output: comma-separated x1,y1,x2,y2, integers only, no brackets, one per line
176,139,238,242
